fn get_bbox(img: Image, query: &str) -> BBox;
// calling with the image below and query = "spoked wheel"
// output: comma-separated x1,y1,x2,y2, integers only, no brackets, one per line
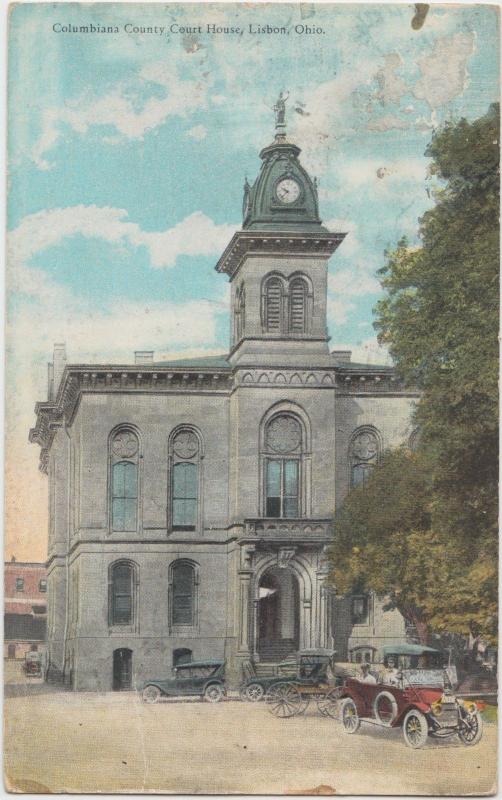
458,710,483,746
142,685,161,704
265,682,303,718
341,698,360,733
244,682,265,702
403,709,429,749
204,683,224,703
317,687,343,719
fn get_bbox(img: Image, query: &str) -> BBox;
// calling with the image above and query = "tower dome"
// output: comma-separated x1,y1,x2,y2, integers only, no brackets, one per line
242,92,326,232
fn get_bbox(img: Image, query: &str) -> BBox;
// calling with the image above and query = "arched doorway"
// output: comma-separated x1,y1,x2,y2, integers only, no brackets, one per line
113,648,132,690
257,567,299,662
7,644,16,659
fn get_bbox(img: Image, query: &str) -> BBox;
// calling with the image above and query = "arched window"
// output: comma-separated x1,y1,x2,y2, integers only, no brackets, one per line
235,284,246,341
109,428,140,532
349,427,381,488
289,277,308,334
170,560,198,628
264,276,284,332
109,561,137,627
168,427,202,532
264,414,303,518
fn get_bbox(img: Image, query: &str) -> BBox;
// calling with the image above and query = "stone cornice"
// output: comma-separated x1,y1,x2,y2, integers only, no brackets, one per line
29,365,233,472
30,362,418,473
215,230,346,278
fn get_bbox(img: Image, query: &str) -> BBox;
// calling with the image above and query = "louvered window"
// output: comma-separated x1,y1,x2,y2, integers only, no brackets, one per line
289,278,307,333
265,278,283,331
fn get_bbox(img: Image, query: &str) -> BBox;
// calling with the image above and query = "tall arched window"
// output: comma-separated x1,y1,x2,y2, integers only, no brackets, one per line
264,276,284,332
170,560,198,628
264,414,303,518
289,277,308,334
109,561,137,627
169,427,202,532
109,428,140,532
349,427,381,488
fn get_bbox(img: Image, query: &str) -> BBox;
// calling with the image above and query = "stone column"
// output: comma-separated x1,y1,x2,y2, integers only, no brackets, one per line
237,545,255,655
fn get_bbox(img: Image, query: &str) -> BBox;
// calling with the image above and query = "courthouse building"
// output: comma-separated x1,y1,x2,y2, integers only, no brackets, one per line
30,108,418,691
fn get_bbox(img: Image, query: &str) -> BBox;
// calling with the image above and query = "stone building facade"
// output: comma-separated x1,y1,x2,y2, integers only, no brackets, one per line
30,112,418,691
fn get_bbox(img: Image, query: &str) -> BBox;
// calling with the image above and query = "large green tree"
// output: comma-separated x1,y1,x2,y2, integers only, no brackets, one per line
328,104,499,642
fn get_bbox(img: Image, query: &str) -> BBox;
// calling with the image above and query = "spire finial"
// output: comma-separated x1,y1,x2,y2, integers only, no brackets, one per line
273,91,289,140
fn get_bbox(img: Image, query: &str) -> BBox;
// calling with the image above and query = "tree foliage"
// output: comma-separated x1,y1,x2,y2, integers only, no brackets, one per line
327,104,499,643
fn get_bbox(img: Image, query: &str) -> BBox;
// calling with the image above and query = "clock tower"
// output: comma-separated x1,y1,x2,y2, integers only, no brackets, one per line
215,93,346,368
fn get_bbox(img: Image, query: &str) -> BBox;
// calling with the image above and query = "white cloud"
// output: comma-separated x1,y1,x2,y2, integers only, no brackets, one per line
374,53,408,106
8,205,237,275
331,336,391,366
326,297,356,326
328,269,380,297
367,114,409,132
187,124,207,141
32,61,212,169
414,32,476,110
336,157,427,192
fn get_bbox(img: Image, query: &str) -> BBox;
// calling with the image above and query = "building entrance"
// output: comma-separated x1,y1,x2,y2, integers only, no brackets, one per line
113,648,132,690
257,567,299,662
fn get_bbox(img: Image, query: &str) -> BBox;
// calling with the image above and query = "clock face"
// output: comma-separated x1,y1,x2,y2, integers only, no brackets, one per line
275,178,301,204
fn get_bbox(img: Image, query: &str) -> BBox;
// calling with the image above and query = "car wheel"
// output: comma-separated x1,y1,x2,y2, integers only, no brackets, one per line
142,685,161,704
373,691,398,726
341,698,360,733
245,682,265,702
204,683,224,703
458,710,483,746
403,709,429,749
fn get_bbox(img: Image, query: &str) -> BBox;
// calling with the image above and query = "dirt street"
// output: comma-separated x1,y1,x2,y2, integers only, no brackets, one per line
4,665,497,795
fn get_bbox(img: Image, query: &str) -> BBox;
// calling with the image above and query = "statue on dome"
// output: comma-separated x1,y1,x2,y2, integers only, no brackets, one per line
273,91,289,127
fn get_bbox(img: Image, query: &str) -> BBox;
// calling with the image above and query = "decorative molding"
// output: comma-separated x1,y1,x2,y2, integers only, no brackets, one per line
235,369,336,388
243,518,332,542
277,547,297,569
215,230,346,278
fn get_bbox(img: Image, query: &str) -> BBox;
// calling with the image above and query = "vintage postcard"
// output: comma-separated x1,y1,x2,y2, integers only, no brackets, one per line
5,2,499,795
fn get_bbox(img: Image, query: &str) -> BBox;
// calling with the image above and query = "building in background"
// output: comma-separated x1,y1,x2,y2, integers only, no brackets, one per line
30,103,418,691
4,559,47,660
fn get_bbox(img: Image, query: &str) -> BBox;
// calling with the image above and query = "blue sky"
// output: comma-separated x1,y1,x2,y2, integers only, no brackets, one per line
6,2,499,558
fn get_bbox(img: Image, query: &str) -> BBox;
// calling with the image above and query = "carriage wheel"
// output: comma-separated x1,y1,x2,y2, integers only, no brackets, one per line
265,682,303,718
317,687,343,719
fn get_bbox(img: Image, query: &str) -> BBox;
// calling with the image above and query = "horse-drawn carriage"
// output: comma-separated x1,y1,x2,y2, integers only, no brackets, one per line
241,649,342,718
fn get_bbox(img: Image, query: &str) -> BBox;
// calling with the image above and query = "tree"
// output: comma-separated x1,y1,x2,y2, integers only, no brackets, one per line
326,448,436,644
328,105,499,643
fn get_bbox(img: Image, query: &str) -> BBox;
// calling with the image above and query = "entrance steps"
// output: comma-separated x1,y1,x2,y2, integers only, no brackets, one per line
258,638,297,664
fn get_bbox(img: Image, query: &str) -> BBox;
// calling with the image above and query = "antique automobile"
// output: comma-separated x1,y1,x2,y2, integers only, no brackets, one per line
140,660,226,703
243,649,341,718
338,644,483,748
23,650,42,677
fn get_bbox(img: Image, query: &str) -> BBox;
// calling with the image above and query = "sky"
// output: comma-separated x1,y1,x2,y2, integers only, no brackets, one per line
6,2,500,561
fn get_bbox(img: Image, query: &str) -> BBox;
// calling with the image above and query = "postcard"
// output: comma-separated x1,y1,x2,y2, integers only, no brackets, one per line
5,2,498,794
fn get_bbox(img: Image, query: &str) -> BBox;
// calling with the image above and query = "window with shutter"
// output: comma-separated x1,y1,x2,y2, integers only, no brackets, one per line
172,562,195,626
289,278,307,333
110,562,133,625
265,278,282,331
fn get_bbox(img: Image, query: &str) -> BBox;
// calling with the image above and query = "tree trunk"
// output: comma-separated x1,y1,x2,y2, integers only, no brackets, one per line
401,605,429,645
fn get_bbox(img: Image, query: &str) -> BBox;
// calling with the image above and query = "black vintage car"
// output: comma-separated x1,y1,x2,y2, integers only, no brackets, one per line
140,660,226,703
